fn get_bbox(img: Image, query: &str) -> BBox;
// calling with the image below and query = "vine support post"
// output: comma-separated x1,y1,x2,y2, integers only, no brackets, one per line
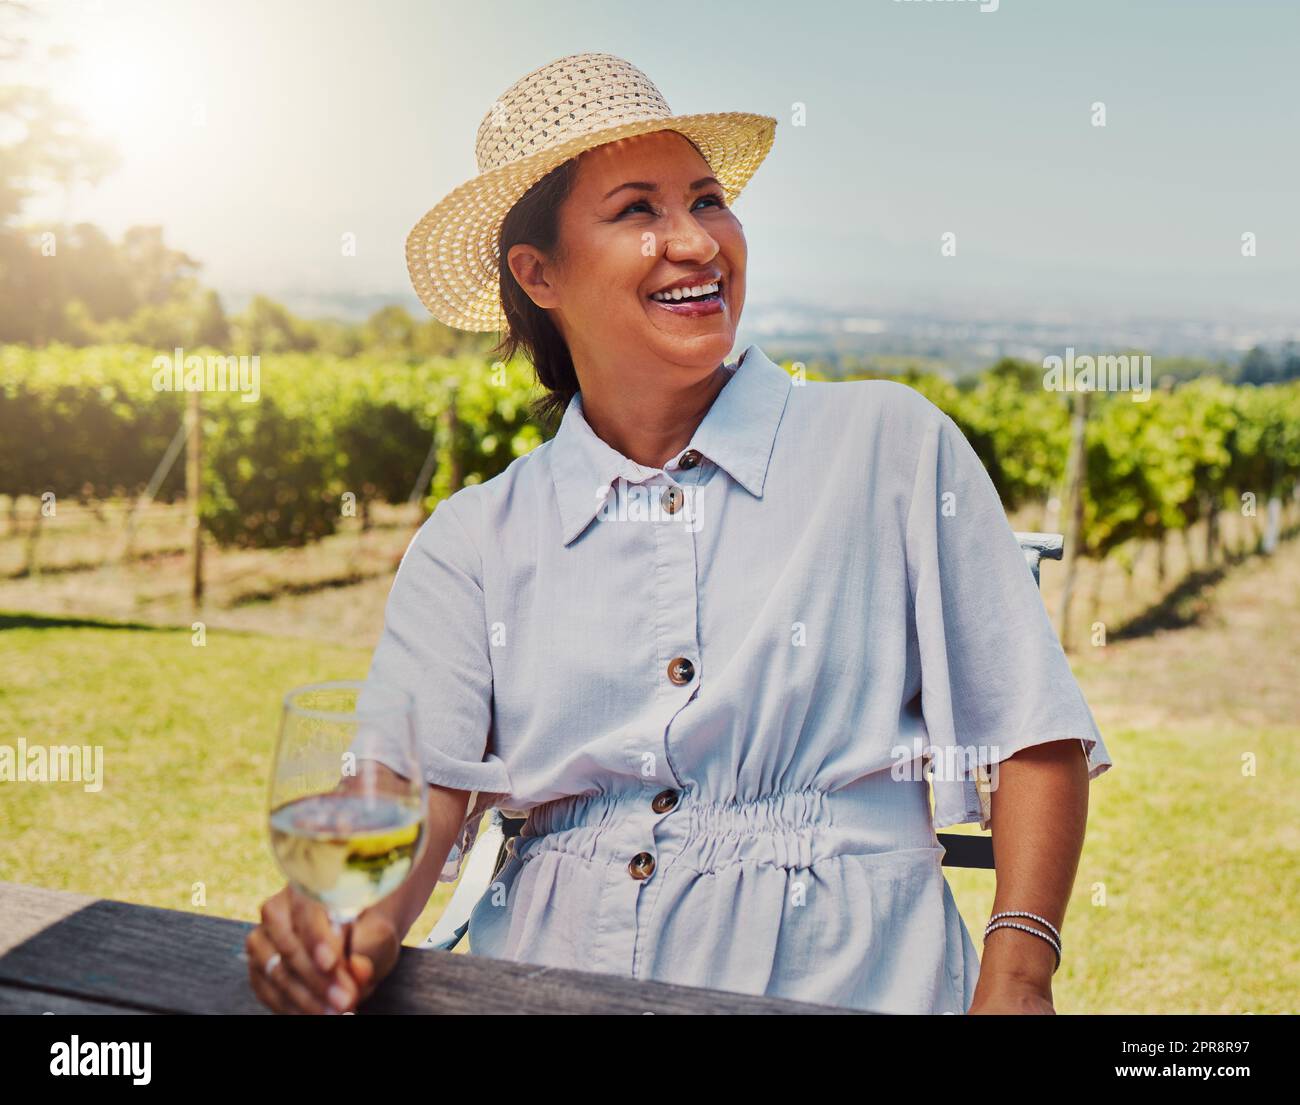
1056,388,1089,650
444,384,463,495
1204,491,1220,565
1262,495,1282,554
186,389,204,614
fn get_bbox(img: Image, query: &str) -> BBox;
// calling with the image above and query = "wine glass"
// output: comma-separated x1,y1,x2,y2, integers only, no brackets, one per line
268,679,427,970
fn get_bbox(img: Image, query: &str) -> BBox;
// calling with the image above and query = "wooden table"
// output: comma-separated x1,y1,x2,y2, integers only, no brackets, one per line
0,882,867,1015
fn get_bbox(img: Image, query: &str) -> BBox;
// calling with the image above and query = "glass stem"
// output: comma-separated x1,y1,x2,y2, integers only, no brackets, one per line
334,915,354,966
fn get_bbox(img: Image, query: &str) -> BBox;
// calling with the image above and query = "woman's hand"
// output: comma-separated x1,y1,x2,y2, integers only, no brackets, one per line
246,884,402,1014
966,975,1056,1014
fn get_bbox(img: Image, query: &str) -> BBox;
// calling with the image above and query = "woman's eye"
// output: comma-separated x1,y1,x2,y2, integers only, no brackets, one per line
617,193,728,218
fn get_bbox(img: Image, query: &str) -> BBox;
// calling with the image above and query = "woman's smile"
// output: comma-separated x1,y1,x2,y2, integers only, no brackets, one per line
646,276,727,320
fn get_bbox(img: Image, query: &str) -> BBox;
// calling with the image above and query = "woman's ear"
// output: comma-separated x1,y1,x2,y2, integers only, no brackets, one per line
507,243,560,311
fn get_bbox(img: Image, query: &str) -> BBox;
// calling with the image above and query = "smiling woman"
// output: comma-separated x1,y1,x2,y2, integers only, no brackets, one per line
494,131,747,428
247,50,1114,1017
399,51,774,429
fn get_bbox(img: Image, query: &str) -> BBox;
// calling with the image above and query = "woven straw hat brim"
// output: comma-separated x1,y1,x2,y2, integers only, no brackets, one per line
405,110,776,333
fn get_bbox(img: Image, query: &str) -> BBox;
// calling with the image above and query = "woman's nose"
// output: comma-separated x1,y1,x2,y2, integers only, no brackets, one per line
660,208,720,260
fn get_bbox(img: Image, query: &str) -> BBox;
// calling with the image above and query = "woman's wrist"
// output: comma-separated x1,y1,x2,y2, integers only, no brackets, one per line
979,924,1058,991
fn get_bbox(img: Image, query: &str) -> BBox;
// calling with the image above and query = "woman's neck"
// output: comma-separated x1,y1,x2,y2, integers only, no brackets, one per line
579,358,735,470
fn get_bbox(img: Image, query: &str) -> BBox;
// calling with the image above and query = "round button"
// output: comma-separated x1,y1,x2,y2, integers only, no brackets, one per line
661,486,684,514
628,852,656,880
667,657,695,685
651,789,679,813
678,449,702,470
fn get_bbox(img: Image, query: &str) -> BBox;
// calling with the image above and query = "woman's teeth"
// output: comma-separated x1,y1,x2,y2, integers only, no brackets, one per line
650,281,721,302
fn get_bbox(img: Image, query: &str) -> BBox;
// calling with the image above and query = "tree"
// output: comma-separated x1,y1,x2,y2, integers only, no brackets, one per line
1238,346,1280,385
230,294,317,353
194,288,231,347
362,304,416,352
0,2,121,339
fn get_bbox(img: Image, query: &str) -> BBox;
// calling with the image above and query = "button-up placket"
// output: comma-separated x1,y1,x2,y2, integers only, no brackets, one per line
576,463,706,975
628,457,711,977
542,349,793,978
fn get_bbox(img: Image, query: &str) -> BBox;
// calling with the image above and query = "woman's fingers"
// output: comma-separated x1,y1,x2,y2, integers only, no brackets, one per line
349,910,401,999
286,892,364,1011
288,888,337,968
245,928,289,1013
348,953,376,997
246,924,327,1014
260,889,338,1006
248,966,284,1014
246,915,294,1013
247,886,402,1013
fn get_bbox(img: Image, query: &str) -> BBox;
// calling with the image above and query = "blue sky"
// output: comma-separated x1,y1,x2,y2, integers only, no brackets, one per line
32,0,1300,322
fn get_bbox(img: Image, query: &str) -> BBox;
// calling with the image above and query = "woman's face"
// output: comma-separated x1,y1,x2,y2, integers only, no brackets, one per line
509,129,747,378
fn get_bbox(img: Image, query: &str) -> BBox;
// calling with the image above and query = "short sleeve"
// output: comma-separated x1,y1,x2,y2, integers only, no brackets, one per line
360,495,512,881
905,408,1112,832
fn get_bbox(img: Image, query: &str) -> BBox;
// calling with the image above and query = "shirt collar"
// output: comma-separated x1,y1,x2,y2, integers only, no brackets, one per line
549,343,792,545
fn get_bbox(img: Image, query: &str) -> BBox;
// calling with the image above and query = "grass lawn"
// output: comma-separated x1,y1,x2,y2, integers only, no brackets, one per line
945,533,1300,1013
0,613,455,949
2,532,1297,1012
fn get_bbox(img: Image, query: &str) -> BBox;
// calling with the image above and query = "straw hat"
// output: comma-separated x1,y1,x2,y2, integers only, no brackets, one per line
404,51,777,332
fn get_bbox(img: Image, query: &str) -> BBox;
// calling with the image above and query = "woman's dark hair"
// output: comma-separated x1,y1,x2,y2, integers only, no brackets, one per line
490,158,580,430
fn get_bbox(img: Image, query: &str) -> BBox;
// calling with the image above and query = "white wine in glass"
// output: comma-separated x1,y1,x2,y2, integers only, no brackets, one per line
269,680,427,956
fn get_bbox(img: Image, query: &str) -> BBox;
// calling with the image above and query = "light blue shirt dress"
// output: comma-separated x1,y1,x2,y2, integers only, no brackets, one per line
364,343,1113,1014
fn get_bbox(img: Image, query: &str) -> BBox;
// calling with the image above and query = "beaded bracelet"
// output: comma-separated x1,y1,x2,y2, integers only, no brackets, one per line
983,921,1062,973
984,910,1063,971
986,910,1061,944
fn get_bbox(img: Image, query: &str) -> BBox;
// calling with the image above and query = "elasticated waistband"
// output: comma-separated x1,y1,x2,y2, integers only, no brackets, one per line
512,771,941,875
